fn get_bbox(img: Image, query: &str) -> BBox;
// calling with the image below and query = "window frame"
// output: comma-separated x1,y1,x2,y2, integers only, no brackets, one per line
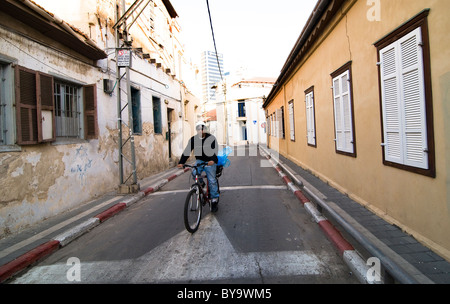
330,61,357,157
152,96,162,134
305,86,317,147
288,100,295,142
280,106,285,139
54,80,83,139
374,9,435,177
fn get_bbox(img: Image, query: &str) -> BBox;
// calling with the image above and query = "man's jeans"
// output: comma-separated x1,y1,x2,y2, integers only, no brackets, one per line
193,160,219,199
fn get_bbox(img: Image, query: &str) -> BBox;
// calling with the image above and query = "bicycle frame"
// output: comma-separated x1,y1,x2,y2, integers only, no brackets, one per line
184,163,211,207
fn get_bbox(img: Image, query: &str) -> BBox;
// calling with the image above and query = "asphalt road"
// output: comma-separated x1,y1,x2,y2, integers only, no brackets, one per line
10,146,359,284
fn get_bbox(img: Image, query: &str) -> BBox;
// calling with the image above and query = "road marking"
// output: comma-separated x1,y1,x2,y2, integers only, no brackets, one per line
11,215,343,283
149,185,287,196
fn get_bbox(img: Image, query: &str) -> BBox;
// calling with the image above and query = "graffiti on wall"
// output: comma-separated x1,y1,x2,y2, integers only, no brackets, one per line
70,146,93,186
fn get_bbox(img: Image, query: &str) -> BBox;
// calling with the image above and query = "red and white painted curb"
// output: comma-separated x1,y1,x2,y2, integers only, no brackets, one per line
0,167,190,283
259,147,373,284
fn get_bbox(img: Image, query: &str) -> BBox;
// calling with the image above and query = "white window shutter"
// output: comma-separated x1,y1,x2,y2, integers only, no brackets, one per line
289,101,295,141
306,91,315,145
380,27,428,169
275,109,282,138
400,28,428,169
333,71,354,153
380,45,403,164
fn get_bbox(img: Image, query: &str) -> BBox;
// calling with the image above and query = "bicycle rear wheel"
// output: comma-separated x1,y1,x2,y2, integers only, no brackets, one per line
184,186,202,233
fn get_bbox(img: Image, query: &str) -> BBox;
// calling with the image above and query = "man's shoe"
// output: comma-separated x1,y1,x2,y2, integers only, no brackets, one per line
211,198,219,212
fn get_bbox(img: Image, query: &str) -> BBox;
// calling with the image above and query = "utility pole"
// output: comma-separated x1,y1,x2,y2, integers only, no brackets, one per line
114,0,147,194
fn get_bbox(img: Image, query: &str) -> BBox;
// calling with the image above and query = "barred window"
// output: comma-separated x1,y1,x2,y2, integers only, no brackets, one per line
54,81,81,138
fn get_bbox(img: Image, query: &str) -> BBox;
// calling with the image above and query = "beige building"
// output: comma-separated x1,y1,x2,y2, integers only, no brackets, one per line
263,0,450,261
0,0,200,237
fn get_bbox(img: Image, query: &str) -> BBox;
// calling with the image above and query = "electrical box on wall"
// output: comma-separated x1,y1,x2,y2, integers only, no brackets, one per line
103,79,114,94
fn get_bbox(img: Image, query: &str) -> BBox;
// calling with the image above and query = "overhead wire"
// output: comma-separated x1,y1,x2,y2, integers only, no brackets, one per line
205,0,223,81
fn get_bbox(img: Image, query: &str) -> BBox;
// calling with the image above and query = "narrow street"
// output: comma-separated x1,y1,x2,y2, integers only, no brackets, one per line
9,146,358,284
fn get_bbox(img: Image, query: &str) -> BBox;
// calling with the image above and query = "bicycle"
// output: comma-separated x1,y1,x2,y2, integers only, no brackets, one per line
183,162,221,233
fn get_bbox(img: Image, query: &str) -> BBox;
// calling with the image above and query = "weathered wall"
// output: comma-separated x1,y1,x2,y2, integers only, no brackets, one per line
0,0,189,237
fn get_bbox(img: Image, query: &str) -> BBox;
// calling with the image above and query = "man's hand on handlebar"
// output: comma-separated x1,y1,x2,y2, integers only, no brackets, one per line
177,161,215,169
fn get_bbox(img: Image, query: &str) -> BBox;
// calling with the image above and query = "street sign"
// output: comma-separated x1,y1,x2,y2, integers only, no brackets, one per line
118,49,131,67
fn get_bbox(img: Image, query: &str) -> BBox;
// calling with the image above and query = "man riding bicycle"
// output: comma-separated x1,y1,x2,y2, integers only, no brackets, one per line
177,121,219,212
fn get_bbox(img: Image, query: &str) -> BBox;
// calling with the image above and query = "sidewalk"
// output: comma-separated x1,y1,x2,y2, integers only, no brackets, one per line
0,166,190,283
259,145,450,284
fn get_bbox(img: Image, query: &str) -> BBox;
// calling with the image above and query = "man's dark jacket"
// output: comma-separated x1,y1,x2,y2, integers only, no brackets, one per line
178,133,218,165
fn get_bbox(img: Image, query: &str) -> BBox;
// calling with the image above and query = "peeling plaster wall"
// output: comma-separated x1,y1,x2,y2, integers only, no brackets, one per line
0,23,118,236
0,1,186,237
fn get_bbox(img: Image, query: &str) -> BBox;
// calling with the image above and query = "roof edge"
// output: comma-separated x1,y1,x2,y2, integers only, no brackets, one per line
264,0,345,108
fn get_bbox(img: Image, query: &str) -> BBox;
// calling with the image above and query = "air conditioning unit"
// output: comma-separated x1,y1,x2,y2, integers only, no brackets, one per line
103,79,114,94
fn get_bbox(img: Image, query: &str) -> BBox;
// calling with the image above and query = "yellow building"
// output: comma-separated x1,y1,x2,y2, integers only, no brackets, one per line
263,0,450,261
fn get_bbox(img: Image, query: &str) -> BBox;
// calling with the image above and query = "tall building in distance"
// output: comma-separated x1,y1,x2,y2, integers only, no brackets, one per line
200,51,224,104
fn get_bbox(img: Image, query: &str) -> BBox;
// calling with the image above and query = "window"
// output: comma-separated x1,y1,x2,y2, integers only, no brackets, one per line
152,96,162,134
331,62,356,157
15,66,98,145
270,108,285,139
54,81,81,138
305,87,316,147
131,87,142,135
238,101,246,117
270,114,274,136
288,100,295,141
375,10,435,177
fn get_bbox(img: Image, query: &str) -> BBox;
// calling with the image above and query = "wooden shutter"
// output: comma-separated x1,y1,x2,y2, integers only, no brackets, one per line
332,70,354,154
380,27,428,169
38,72,56,142
305,91,315,146
15,66,38,145
15,67,56,145
84,84,98,139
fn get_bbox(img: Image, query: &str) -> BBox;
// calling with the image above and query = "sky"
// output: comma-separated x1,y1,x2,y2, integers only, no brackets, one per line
170,0,318,79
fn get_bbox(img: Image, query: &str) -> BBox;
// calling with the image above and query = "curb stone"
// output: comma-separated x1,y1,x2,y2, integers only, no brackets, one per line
258,146,375,284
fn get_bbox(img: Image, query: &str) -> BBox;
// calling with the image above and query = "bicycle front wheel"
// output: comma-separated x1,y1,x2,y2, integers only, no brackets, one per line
184,186,202,233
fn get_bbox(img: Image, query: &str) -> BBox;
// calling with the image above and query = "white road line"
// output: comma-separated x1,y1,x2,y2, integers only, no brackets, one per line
149,185,287,196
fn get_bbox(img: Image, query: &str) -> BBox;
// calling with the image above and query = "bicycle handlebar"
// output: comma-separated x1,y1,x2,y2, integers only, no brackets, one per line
183,162,209,169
